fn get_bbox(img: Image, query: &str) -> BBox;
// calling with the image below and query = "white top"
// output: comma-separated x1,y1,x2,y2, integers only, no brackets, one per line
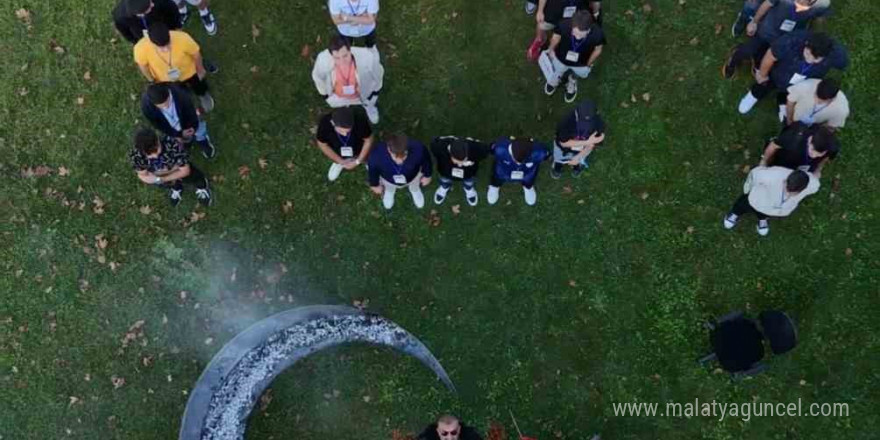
328,0,379,37
787,79,850,129
744,166,820,217
159,97,181,132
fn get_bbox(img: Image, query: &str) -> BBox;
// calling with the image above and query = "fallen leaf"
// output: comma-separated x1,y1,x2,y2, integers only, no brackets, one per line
451,205,461,215
75,96,84,105
251,24,261,43
689,36,699,46
258,158,268,169
845,248,852,257
630,94,637,103
640,191,649,200
111,376,125,389
714,23,723,35
799,379,807,386
57,166,70,176
83,70,92,81
142,356,154,367
300,44,310,58
568,280,577,287
249,65,259,73
68,396,80,407
451,11,459,18
18,87,28,96
362,395,371,403
139,205,152,215
190,211,206,223
282,201,294,213
562,185,573,194
641,93,651,102
620,101,630,108
15,8,32,28
642,3,653,13
741,164,751,174
238,165,251,179
204,337,214,345
686,226,695,234
95,235,108,250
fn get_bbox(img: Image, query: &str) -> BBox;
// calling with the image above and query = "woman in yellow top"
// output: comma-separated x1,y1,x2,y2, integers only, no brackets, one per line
134,22,214,112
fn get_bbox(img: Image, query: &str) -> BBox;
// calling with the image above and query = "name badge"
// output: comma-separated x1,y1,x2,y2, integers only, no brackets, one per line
142,29,149,38
565,50,580,63
511,170,524,180
562,6,577,18
167,67,181,81
340,146,354,157
393,174,407,184
789,73,807,85
342,85,356,96
779,19,796,32
451,168,465,178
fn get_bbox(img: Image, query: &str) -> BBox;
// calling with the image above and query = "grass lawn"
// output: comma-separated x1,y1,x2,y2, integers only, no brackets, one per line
3,0,880,438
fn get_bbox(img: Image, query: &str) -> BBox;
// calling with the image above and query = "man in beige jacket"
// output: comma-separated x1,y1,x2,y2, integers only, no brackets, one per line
312,34,384,124
723,166,820,236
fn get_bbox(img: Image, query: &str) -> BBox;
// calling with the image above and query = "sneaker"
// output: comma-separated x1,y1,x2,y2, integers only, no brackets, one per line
464,186,478,206
382,187,396,210
564,76,578,103
204,59,219,74
723,213,739,230
169,188,182,207
527,38,542,61
197,136,216,159
179,10,190,27
550,162,563,179
200,12,218,36
327,163,344,181
777,105,786,123
487,185,500,205
572,163,586,178
738,92,758,114
731,11,748,38
409,185,425,209
756,219,769,236
525,1,537,15
544,82,557,96
365,105,380,124
195,187,213,207
523,186,537,206
434,185,450,205
721,50,737,79
199,93,215,113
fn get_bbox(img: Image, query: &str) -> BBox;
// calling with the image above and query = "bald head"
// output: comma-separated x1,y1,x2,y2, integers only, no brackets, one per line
436,415,461,440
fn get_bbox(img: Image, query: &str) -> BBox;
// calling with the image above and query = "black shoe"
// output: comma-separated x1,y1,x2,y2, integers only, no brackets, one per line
731,12,748,38
722,57,736,79
204,59,219,74
550,163,563,179
168,188,183,207
180,11,190,27
572,164,586,178
195,188,213,207
198,136,216,159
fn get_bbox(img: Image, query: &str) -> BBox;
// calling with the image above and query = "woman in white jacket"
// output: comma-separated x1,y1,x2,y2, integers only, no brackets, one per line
723,166,820,236
312,34,385,124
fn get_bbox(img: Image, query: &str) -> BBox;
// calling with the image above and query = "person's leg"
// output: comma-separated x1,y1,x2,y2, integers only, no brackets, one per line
407,173,425,209
775,91,789,122
724,193,753,229
551,143,567,179
525,1,537,15
379,177,397,210
738,81,775,114
564,65,592,103
188,0,217,35
546,57,570,90
434,176,453,204
724,37,767,78
487,174,504,205
193,119,216,159
173,0,190,25
361,92,380,124
363,29,377,49
462,177,478,206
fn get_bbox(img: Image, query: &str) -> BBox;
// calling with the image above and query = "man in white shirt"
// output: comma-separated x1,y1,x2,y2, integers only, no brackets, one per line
723,167,820,236
786,78,849,129
328,0,379,50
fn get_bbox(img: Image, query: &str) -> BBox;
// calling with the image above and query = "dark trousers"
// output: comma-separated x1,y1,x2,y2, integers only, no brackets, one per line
750,81,789,105
342,29,377,48
730,36,771,68
182,74,209,97
161,164,208,191
731,194,768,220
490,174,535,190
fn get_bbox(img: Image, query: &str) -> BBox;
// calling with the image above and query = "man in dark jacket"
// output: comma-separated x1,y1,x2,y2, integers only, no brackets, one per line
112,0,181,44
418,415,483,440
429,136,490,206
141,83,216,158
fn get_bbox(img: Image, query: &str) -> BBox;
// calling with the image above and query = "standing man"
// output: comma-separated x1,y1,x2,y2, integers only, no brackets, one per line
736,31,847,119
417,415,483,440
759,123,839,177
312,34,384,124
487,137,551,206
551,100,606,178
113,0,180,44
543,11,606,103
328,0,380,51
429,136,490,206
723,167,819,236
785,78,849,129
723,0,831,77
141,83,216,159
130,128,213,207
315,107,375,182
172,0,218,35
368,134,433,210
134,22,215,112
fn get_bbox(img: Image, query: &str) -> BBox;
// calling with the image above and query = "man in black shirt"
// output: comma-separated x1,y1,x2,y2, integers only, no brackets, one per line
759,123,838,177
113,0,181,44
544,11,606,103
314,107,375,182
129,128,212,207
429,136,490,206
551,100,606,178
417,415,483,440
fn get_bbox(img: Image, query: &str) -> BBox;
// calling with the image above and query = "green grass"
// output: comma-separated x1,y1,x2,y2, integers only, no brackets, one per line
3,0,880,438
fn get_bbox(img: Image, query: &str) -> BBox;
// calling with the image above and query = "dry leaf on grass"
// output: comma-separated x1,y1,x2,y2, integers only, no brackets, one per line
715,23,723,35
642,3,653,13
238,165,251,179
642,93,651,102
258,158,268,169
251,24,260,43
282,201,293,213
111,375,126,389
83,70,92,81
300,44,310,58
57,166,70,176
451,205,461,215
139,205,152,215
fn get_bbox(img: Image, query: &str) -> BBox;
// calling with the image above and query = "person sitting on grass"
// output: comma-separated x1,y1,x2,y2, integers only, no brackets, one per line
785,78,849,129
487,136,551,207
141,83,216,159
551,99,605,179
134,22,215,112
544,11,606,103
525,0,599,60
130,127,213,207
367,133,433,210
328,0,380,51
312,34,385,124
759,123,838,178
723,167,819,236
315,107,375,182
429,135,490,206
418,415,483,440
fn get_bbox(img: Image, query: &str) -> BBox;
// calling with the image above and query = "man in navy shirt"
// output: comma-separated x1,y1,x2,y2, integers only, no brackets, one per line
552,100,606,179
368,134,433,210
487,137,551,206
141,83,216,159
315,107,375,182
430,136,490,206
544,12,606,103
723,0,830,77
737,31,847,119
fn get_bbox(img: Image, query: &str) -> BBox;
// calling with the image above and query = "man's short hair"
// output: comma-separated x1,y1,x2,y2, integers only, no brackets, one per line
786,170,810,193
805,33,833,58
331,107,354,129
572,11,594,31
146,83,171,106
816,78,840,100
127,0,152,15
450,139,470,161
148,22,171,47
386,133,409,156
437,415,459,425
511,138,533,163
329,33,351,53
134,128,160,155
810,126,836,153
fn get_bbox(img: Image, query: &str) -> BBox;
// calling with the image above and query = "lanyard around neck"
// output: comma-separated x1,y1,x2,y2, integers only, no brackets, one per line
155,43,173,68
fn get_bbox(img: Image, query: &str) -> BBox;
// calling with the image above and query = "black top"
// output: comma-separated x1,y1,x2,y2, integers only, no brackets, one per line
544,0,591,25
552,20,607,67
141,83,199,139
315,109,373,158
130,136,189,173
429,136,490,180
367,139,433,186
769,31,849,90
711,318,765,373
112,0,182,44
770,123,839,171
418,423,483,440
555,103,605,154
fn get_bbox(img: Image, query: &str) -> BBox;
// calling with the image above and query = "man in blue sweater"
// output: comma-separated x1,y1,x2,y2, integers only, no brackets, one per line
368,133,433,210
487,137,551,206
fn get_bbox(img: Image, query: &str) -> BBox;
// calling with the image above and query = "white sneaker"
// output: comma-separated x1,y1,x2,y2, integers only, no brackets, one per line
382,186,396,210
199,93,215,113
434,185,450,205
523,186,537,206
365,105,380,124
464,186,478,206
757,219,770,236
778,105,786,123
327,163,344,181
525,1,537,14
409,185,425,209
487,185,500,205
723,213,738,230
738,92,758,114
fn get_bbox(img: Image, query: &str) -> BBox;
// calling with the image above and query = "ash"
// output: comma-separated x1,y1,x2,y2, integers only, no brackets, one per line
200,314,410,440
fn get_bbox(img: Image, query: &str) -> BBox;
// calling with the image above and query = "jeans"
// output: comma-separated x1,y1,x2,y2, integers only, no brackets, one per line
194,119,208,142
731,194,769,220
439,176,475,190
548,55,592,87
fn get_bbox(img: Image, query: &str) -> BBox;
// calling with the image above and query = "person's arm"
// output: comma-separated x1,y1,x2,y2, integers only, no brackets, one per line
755,49,777,83
586,45,603,66
367,160,382,194
747,0,774,36
356,135,375,165
136,169,160,185
547,33,562,57
785,98,796,125
812,157,829,178
311,54,332,97
536,0,549,23
137,64,155,82
158,164,191,182
759,141,781,166
345,13,376,25
566,133,605,165
420,146,433,185
193,51,207,79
